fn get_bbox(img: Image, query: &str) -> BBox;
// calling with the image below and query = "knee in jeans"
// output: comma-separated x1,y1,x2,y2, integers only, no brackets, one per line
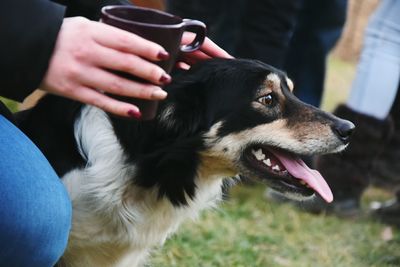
33,188,72,265
4,187,72,266
37,191,72,264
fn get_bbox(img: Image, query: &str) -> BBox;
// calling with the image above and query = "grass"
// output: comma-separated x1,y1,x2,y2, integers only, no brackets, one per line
0,97,18,112
149,56,400,267
150,186,400,267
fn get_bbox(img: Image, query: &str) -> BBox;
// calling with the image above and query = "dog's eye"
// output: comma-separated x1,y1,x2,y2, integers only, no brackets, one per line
257,94,273,106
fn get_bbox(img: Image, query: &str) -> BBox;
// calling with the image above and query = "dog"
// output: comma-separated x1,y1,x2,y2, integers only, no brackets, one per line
16,59,354,267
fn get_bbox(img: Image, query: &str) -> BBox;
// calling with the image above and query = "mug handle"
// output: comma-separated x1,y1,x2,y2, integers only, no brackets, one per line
180,19,207,53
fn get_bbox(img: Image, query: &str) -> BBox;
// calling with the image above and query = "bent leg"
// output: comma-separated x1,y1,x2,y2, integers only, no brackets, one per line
0,115,72,267
347,0,400,119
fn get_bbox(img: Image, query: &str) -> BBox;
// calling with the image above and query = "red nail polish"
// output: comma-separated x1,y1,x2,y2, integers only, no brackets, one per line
127,109,142,119
159,73,172,84
157,51,170,60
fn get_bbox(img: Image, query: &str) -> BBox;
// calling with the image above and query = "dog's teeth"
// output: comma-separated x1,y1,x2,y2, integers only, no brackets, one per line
263,158,272,167
252,148,265,161
272,165,280,171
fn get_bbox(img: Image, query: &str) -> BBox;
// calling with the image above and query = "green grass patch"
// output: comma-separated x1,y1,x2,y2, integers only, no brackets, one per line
0,97,18,112
151,186,400,267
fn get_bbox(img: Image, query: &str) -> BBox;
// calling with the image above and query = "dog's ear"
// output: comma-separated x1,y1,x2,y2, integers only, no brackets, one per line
133,71,215,206
158,74,212,137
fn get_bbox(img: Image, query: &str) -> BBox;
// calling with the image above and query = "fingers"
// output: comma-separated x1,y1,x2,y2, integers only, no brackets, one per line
93,22,170,62
79,67,168,101
41,17,173,118
179,33,233,67
181,33,233,59
175,62,191,70
179,50,212,66
92,46,171,86
199,37,233,59
61,86,143,118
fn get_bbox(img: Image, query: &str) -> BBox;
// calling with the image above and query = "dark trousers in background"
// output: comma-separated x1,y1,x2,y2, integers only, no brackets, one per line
167,0,347,107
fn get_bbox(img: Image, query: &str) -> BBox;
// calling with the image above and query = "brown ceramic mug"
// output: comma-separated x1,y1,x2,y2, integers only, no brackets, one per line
100,5,207,120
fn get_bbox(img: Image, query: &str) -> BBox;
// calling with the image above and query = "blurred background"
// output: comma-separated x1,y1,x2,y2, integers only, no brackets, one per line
6,0,377,113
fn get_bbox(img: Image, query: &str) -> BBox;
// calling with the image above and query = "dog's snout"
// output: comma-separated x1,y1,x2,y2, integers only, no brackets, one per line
332,120,355,143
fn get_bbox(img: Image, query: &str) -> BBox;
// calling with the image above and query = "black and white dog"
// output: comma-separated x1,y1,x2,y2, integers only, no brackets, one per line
17,59,354,267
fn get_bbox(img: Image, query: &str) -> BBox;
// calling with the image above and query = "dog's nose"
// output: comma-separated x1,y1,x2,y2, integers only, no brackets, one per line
333,120,355,143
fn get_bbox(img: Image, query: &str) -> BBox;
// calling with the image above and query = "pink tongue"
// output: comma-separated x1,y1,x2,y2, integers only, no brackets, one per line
270,150,333,203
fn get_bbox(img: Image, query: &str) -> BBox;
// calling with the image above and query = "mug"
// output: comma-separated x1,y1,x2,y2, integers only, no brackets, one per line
101,5,207,120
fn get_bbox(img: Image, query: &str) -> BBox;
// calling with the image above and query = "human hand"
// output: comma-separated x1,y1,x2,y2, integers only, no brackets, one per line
176,33,234,69
40,17,172,118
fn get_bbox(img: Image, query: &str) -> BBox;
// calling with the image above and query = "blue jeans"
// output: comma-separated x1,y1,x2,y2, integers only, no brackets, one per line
347,0,400,119
0,115,71,267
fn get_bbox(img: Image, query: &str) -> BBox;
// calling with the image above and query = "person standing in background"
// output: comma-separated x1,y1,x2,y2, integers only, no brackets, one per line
167,0,347,107
315,0,400,220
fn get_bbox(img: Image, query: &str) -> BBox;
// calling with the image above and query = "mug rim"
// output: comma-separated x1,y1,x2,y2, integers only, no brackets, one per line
101,5,186,29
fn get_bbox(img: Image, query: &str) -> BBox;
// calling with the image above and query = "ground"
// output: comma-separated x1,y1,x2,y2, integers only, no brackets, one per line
150,186,400,267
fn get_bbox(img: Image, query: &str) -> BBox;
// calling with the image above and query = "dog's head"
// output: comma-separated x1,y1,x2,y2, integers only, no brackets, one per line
127,59,353,204
150,58,354,203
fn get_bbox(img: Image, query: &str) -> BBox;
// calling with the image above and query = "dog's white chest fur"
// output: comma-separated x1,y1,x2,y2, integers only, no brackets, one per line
60,106,225,267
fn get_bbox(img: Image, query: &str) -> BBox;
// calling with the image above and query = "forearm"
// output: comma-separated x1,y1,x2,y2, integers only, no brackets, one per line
0,0,66,102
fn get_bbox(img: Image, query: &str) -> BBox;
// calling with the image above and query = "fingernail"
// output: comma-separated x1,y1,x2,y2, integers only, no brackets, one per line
157,50,170,60
159,73,172,84
151,89,168,100
127,109,142,119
